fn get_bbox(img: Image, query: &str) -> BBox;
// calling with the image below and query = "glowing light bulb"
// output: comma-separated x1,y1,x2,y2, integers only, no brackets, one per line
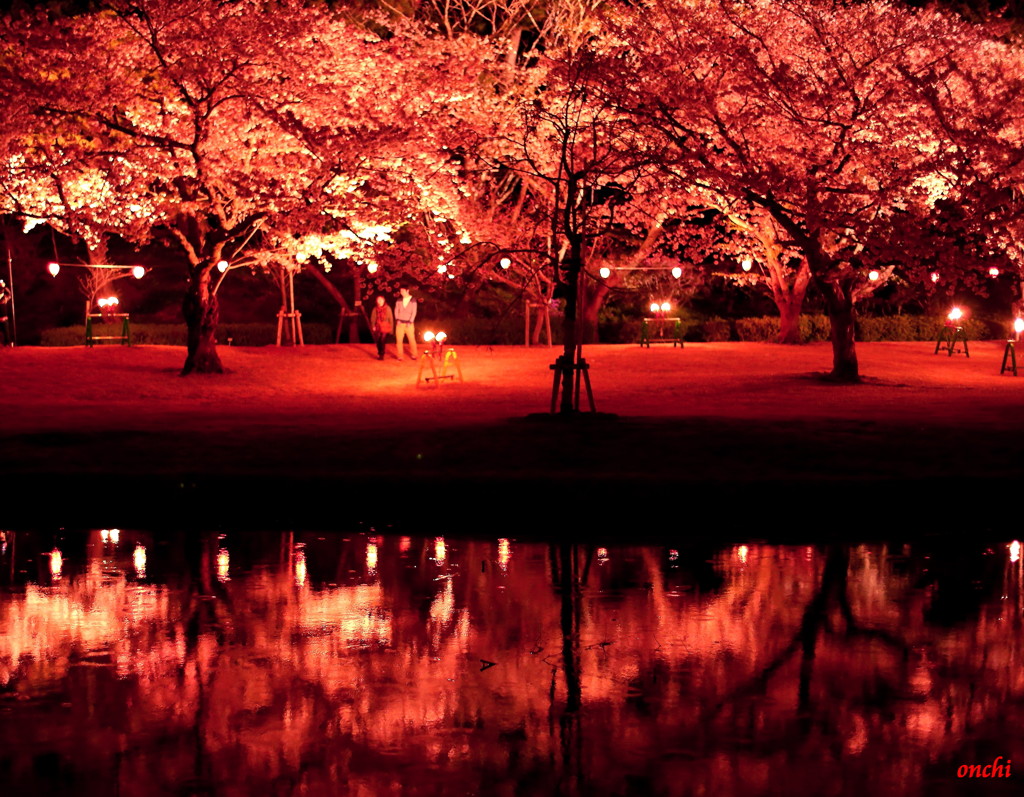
671,266,682,279
930,272,940,283
367,263,379,274
660,301,671,313
435,331,447,343
499,257,511,269
650,302,660,313
1010,540,1020,563
132,266,145,279
423,331,435,343
868,270,880,281
97,298,108,308
741,259,753,272
989,266,1000,277
1014,318,1024,335
216,260,229,273
599,267,611,279
47,262,60,277
437,263,447,274
948,307,963,321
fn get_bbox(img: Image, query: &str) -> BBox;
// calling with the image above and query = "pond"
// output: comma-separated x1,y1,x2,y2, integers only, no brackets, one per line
0,529,1020,796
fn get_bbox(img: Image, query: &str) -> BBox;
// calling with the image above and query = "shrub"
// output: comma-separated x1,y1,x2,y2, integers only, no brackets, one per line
799,314,832,342
856,315,989,342
691,317,731,342
735,316,779,342
40,322,333,347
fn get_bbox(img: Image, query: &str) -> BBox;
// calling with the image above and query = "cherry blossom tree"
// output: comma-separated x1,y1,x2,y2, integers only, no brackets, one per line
605,0,1023,380
0,0,492,373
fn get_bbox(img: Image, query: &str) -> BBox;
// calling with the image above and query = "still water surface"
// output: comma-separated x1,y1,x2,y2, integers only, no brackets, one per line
0,530,1021,796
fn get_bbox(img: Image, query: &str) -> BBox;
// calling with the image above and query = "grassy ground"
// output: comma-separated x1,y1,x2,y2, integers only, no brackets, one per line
2,341,1021,531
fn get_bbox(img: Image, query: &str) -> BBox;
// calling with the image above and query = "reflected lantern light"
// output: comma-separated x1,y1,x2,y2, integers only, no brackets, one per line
133,544,146,579
49,548,62,579
216,548,230,582
1011,540,1021,563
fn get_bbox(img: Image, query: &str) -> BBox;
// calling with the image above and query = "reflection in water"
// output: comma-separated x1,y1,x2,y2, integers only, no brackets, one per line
48,548,62,581
0,532,1022,796
216,547,230,583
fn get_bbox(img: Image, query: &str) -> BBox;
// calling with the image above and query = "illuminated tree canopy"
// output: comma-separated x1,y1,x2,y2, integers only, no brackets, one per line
0,0,1022,386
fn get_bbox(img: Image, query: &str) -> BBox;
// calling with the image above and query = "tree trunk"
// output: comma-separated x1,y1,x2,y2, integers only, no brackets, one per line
560,283,578,414
579,275,608,344
768,254,810,345
181,266,223,375
349,270,362,344
821,281,859,382
778,300,802,344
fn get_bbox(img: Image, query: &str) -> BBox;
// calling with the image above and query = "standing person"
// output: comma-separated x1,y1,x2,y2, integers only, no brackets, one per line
369,295,394,360
0,279,11,347
394,285,418,360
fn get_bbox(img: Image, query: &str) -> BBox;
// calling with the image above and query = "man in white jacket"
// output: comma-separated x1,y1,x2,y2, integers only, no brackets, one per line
394,285,418,360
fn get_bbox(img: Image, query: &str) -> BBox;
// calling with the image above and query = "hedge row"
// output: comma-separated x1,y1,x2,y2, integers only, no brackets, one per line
697,314,993,343
40,322,335,347
39,314,997,347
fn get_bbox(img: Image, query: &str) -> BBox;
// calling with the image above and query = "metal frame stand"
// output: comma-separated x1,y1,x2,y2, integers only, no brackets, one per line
934,325,968,357
1001,340,1017,376
85,313,130,346
640,317,684,348
417,346,463,386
